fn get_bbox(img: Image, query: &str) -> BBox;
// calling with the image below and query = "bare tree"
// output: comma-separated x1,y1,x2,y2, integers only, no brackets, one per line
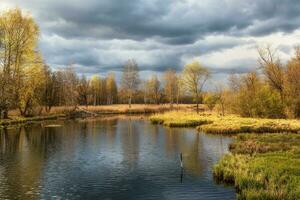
106,73,118,104
183,61,210,113
258,45,284,101
62,66,78,107
42,65,60,113
147,75,162,104
121,59,140,108
77,75,90,107
215,85,226,116
164,69,178,108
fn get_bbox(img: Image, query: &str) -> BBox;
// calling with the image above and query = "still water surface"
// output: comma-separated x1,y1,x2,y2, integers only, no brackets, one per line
0,116,235,200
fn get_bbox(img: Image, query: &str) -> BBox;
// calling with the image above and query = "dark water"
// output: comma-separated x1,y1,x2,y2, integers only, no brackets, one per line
0,116,235,200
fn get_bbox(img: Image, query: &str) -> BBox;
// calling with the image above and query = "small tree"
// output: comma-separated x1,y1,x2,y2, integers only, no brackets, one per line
258,45,284,102
215,85,226,116
77,75,90,107
204,93,218,112
183,61,210,113
146,75,162,104
121,59,140,108
43,65,60,113
106,73,118,104
164,69,178,108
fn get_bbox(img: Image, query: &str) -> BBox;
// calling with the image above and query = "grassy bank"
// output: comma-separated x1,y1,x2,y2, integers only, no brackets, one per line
213,134,300,200
150,111,300,199
150,111,300,134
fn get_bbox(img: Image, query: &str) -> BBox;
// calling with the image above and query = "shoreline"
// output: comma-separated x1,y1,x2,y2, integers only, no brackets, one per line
150,111,300,199
0,105,186,129
0,114,67,129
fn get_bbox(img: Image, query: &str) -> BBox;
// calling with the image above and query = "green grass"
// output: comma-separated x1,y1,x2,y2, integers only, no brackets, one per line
150,111,300,134
213,134,300,200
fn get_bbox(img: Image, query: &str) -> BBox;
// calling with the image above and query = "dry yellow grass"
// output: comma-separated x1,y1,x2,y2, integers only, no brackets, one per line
7,104,194,117
150,111,300,134
50,104,192,114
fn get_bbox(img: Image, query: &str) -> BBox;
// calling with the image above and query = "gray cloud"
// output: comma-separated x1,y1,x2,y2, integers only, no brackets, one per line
2,0,300,79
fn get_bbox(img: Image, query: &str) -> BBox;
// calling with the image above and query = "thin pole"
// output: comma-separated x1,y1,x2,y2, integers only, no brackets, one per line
180,153,183,168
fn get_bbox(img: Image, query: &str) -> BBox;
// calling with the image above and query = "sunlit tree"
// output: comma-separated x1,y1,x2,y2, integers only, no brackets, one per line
121,59,140,108
183,61,210,113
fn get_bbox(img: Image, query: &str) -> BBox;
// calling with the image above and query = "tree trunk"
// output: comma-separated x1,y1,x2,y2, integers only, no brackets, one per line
196,92,199,113
3,109,8,119
221,102,225,116
129,96,132,109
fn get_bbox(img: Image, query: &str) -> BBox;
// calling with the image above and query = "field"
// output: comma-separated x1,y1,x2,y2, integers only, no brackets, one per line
213,134,300,200
150,111,300,134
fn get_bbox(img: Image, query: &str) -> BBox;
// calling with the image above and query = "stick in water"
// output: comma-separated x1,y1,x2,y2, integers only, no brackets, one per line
180,153,183,168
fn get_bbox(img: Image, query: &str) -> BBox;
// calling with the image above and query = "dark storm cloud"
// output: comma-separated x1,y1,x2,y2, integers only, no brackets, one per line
7,0,300,42
2,0,300,77
39,0,300,41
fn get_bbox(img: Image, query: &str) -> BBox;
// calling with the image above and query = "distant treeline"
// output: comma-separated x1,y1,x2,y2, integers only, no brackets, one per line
0,8,207,118
1,8,300,119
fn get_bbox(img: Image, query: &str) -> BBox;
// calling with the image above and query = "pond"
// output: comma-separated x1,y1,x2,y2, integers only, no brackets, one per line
0,116,236,200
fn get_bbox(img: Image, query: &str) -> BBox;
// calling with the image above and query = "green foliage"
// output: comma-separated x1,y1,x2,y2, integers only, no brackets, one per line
204,94,218,111
214,134,300,200
230,72,284,118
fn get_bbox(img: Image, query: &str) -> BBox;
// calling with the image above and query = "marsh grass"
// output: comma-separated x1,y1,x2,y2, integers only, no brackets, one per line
7,104,193,116
150,111,214,127
214,134,300,200
150,111,300,134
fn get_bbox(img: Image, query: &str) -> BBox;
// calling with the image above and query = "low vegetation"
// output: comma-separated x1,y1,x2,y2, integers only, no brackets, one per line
213,134,300,200
150,111,300,134
149,110,211,127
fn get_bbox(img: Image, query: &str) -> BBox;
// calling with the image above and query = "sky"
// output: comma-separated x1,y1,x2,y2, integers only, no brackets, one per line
1,0,300,84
